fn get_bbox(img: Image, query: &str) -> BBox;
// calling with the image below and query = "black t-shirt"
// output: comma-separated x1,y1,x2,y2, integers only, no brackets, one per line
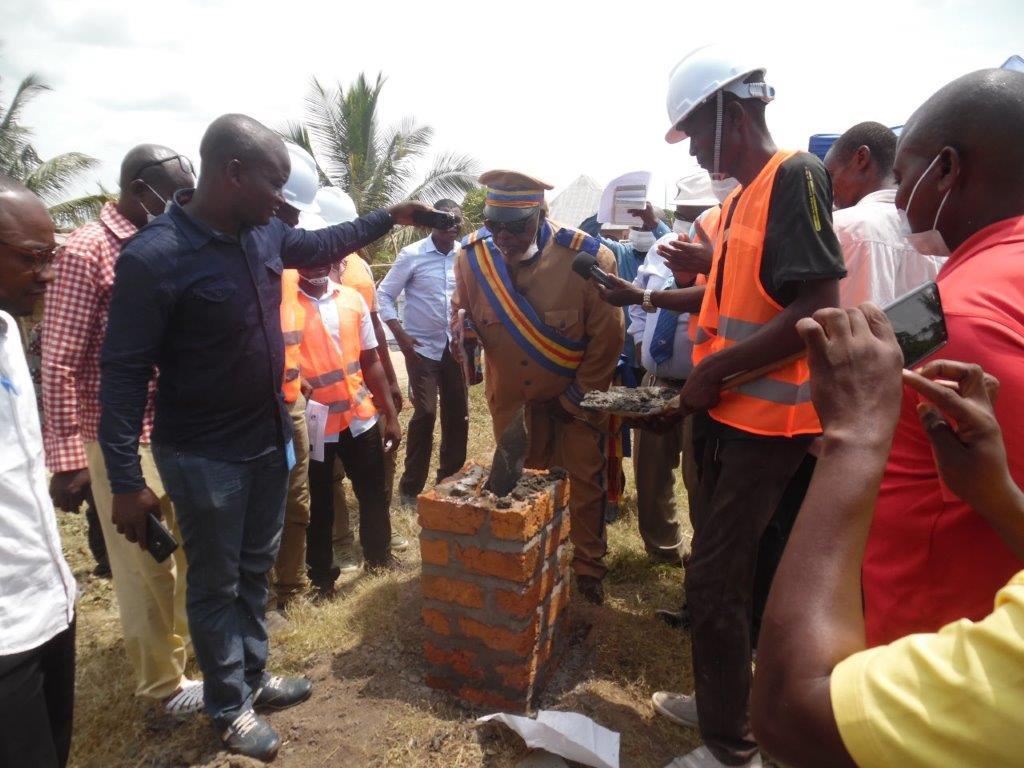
759,152,847,304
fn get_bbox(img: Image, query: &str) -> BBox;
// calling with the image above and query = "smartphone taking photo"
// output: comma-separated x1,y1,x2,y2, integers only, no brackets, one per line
882,281,948,368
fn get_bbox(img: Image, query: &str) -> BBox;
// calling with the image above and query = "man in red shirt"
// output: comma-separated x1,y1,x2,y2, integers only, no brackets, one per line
863,67,1024,644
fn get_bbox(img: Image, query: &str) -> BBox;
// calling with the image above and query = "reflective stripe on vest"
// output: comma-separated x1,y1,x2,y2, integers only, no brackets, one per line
280,269,306,404
297,285,377,437
692,150,821,437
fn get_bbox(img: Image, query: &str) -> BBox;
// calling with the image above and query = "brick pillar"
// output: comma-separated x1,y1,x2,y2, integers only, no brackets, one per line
418,462,572,712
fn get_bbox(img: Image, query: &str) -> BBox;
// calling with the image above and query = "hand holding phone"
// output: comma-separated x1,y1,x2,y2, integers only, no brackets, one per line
146,512,179,563
411,209,459,230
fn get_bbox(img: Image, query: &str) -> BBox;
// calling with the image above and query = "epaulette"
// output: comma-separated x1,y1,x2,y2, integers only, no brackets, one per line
554,227,601,257
462,227,491,248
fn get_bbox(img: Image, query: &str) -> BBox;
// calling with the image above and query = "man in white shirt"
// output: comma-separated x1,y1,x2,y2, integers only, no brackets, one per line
378,199,468,503
0,174,77,768
824,122,945,306
294,262,402,598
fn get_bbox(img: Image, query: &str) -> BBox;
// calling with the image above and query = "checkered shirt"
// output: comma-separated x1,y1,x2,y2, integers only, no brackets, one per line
41,203,156,472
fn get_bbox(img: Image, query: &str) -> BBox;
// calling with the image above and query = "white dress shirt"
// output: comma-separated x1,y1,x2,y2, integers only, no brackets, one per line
835,188,947,308
299,282,379,439
0,311,76,655
377,234,458,361
628,232,695,380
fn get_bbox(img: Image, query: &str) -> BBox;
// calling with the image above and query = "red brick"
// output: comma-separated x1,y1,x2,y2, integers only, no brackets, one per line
421,608,450,636
495,658,539,691
454,542,540,582
553,476,570,508
494,566,557,618
422,574,485,609
556,508,571,543
490,493,554,542
458,615,540,655
458,685,526,712
417,494,486,535
424,641,484,680
544,581,570,633
419,536,449,566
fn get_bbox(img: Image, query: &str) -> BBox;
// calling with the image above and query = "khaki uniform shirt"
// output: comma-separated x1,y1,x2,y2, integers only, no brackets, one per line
453,220,624,436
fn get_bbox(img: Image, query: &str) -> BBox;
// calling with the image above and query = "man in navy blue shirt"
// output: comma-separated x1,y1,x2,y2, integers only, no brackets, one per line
99,113,439,760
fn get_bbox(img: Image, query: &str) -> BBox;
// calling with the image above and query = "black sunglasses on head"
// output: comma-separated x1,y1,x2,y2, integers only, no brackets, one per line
133,154,195,181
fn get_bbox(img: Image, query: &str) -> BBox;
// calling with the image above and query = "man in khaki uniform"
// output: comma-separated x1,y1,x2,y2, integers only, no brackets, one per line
452,170,624,604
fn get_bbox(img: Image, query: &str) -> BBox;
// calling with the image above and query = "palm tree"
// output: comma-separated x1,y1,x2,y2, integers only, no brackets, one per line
0,71,111,229
283,72,478,256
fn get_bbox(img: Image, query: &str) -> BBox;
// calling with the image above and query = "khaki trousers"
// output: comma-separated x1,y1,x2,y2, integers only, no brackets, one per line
85,441,188,700
524,406,608,579
271,395,311,604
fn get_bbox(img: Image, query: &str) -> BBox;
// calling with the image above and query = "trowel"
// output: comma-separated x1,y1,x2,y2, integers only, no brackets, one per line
485,405,528,496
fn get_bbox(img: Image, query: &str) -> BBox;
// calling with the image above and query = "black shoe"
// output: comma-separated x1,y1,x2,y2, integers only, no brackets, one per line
220,710,280,761
92,560,112,578
309,583,337,604
255,675,313,711
656,603,692,630
576,575,605,605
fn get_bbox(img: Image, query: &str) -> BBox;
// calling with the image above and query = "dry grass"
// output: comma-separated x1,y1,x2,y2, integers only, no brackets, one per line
61,386,700,767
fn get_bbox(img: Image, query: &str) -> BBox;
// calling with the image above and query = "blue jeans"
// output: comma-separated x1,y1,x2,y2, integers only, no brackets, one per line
153,445,288,723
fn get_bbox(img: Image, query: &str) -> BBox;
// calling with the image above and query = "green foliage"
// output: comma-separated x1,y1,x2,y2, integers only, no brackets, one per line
460,187,486,232
283,71,479,261
0,67,102,228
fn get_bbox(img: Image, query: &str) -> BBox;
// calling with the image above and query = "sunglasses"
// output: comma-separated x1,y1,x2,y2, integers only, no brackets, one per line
484,214,538,235
0,239,58,275
133,154,196,180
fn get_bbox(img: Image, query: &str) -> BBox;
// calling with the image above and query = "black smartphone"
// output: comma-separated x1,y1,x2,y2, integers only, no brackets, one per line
146,512,179,563
411,210,458,230
882,281,948,368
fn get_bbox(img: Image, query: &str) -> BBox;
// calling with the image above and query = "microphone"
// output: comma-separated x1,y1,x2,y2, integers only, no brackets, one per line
571,252,617,289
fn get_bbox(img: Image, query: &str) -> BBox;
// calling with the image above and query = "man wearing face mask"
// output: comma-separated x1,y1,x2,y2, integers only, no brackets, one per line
824,122,946,307
40,145,205,717
861,67,1024,647
643,45,846,768
452,170,624,605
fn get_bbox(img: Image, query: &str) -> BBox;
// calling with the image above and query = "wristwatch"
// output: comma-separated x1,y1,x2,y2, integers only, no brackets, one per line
642,288,656,313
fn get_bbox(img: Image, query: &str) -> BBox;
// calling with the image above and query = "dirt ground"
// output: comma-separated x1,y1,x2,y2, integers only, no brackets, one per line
62,384,707,768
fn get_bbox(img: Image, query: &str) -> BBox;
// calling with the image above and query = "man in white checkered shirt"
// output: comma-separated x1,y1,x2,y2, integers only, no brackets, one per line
39,144,204,717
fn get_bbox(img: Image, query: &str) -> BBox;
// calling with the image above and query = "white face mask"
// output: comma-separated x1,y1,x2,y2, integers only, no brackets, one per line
140,181,170,223
673,218,693,235
628,229,656,252
710,176,740,203
897,154,951,258
302,275,330,290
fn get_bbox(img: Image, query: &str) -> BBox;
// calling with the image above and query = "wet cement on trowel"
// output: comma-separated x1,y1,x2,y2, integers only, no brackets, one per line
581,385,680,416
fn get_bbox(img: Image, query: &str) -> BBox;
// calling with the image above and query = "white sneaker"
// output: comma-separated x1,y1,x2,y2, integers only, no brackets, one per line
651,691,699,728
664,745,762,768
164,678,204,718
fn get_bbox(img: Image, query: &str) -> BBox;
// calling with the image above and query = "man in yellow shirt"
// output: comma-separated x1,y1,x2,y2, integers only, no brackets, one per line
749,305,1024,768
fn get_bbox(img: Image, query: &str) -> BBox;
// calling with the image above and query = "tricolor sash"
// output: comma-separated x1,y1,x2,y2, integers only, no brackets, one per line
466,224,586,378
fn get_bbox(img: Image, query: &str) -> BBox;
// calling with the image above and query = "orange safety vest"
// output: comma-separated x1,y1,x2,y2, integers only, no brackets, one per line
687,206,722,344
280,269,305,404
339,254,377,311
298,285,377,436
692,149,820,437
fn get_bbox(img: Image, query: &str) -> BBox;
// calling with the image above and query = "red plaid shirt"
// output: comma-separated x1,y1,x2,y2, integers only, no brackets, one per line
41,203,156,472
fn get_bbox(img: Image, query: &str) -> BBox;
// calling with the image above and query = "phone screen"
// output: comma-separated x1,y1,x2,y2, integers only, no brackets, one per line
882,281,948,368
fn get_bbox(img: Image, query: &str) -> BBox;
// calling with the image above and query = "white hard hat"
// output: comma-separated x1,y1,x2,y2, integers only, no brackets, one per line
297,211,328,231
664,44,775,144
672,167,718,207
282,143,320,213
313,186,358,225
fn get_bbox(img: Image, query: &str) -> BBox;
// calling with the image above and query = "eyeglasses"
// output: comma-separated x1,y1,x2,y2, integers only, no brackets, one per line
132,154,196,181
0,239,58,275
484,214,538,235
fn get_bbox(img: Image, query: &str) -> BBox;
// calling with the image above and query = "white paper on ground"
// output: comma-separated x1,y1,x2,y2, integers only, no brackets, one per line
305,399,329,462
478,710,620,768
598,171,651,226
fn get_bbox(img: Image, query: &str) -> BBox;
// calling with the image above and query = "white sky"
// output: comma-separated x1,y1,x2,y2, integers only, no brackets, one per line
1,0,1022,210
